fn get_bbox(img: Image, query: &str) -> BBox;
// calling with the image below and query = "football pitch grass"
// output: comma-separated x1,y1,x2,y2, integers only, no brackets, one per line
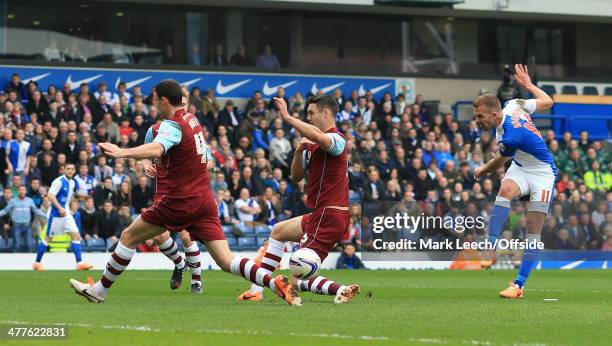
1,269,610,345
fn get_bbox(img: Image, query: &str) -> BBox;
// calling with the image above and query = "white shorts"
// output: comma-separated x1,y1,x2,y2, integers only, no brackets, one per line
46,215,80,236
502,162,556,214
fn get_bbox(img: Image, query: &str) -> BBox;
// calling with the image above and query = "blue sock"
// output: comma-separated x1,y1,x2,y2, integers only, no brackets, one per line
514,234,541,288
487,197,511,243
71,240,82,263
35,241,49,263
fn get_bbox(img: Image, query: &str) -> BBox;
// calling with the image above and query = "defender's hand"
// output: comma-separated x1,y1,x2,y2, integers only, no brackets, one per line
514,64,534,89
99,142,124,159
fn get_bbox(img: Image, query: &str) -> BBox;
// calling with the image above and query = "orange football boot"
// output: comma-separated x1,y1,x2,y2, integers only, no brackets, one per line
32,262,45,271
273,276,301,306
334,284,360,304
76,262,93,270
237,290,263,301
499,283,524,299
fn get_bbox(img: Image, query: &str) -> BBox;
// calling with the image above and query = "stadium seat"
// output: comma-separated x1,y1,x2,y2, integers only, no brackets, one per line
604,87,612,96
256,237,269,247
240,224,256,235
175,237,184,252
226,236,239,250
87,238,107,252
81,239,87,251
255,225,271,236
540,84,557,95
561,85,578,95
582,86,598,95
0,237,9,252
197,241,207,252
222,225,234,235
238,237,258,251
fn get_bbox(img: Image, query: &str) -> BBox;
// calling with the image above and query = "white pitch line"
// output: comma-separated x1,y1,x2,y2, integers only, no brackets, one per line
1,320,501,344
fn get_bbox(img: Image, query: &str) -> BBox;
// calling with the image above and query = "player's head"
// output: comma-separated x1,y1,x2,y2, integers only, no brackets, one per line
153,79,183,117
306,94,339,130
181,86,189,111
63,163,76,179
473,94,502,131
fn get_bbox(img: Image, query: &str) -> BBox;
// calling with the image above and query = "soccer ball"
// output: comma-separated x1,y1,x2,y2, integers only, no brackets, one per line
289,248,321,280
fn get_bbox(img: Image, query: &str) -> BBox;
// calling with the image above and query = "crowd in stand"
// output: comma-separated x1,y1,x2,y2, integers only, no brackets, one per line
0,72,610,254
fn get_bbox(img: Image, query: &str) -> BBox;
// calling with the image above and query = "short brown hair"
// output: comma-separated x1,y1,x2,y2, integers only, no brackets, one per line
308,94,339,115
473,94,501,110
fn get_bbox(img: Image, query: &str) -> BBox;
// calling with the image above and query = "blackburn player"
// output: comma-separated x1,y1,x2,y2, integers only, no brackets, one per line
238,94,359,304
34,163,93,271
473,64,556,298
143,87,206,294
69,80,298,305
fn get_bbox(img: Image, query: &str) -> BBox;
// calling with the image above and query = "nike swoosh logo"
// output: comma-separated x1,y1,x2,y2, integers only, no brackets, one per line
311,81,345,95
216,79,251,95
23,72,51,85
180,77,202,87
358,83,391,96
115,76,152,90
66,74,103,90
263,80,297,96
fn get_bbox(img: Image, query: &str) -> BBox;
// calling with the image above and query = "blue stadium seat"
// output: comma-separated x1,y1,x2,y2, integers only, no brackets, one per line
0,237,9,252
541,84,556,95
604,87,612,96
175,237,184,252
255,225,271,236
222,225,234,234
197,242,208,252
226,237,239,250
87,238,107,252
561,85,578,95
238,237,258,251
256,237,269,247
240,224,256,235
582,86,598,95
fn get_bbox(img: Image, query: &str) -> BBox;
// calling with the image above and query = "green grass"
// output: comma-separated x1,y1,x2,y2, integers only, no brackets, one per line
0,269,610,345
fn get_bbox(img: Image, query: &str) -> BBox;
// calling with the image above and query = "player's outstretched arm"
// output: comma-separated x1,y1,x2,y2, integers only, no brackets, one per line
100,142,164,160
273,97,333,151
514,64,553,112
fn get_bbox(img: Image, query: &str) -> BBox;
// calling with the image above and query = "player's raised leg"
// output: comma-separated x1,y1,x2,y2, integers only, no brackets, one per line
296,276,360,304
153,231,187,290
69,216,166,303
205,239,301,305
181,231,203,294
238,216,303,301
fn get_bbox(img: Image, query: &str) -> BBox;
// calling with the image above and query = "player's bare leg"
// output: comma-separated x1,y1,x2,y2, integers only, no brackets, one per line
500,210,546,299
481,179,521,269
238,215,358,304
180,231,203,294
205,239,301,306
295,276,360,304
153,231,187,290
69,216,166,303
239,216,303,301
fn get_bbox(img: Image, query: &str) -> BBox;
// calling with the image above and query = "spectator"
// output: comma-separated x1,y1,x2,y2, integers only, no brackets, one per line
269,128,292,170
131,176,152,213
234,188,261,223
94,200,121,246
583,161,611,193
79,197,97,240
256,44,281,69
6,129,32,179
229,44,253,66
44,39,64,62
0,185,46,252
210,44,226,66
189,42,203,66
74,164,97,200
336,244,365,269
137,238,160,252
202,88,220,118
5,73,27,104
93,177,116,209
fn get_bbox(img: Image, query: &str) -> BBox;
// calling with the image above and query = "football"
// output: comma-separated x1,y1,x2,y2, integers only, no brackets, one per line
289,248,321,280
